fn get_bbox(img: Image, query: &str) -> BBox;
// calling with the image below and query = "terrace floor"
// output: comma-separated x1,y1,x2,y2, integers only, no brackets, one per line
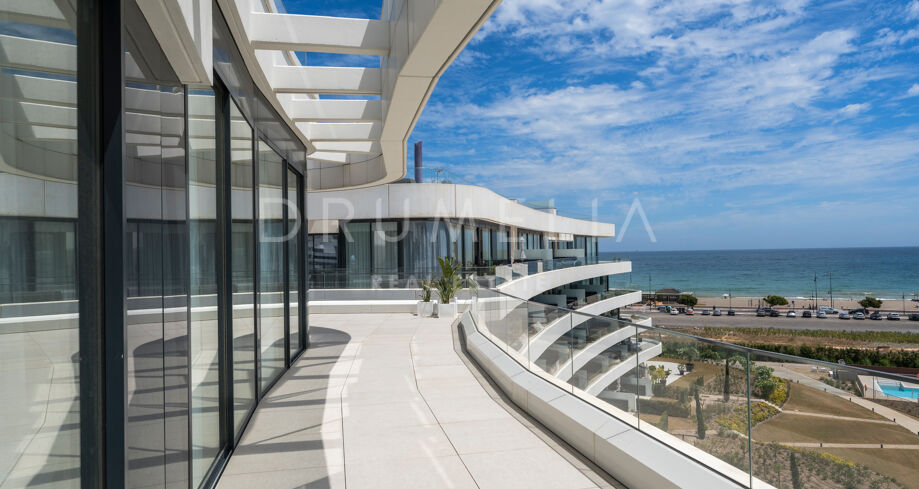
216,313,622,489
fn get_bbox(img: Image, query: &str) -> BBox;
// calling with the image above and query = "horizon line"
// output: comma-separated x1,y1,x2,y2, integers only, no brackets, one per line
598,245,919,253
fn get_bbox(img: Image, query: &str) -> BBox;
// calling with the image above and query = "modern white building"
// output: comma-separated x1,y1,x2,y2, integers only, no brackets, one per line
2,1,915,489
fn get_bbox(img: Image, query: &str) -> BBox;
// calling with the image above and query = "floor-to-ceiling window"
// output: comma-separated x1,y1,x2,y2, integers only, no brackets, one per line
463,226,475,267
123,2,190,486
188,87,220,488
258,141,285,389
343,221,371,286
229,99,256,436
372,221,399,274
0,2,310,486
0,2,81,486
287,167,302,358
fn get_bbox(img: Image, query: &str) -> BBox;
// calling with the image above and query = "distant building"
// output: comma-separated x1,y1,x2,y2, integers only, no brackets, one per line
643,288,688,303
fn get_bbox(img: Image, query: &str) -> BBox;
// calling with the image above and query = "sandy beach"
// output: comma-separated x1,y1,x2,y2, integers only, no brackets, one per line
668,296,919,313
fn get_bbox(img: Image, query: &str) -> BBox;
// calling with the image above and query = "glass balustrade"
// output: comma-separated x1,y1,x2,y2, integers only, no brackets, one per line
467,288,919,489
309,257,623,289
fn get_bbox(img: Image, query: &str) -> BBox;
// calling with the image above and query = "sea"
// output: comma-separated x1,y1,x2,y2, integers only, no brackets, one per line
600,247,919,300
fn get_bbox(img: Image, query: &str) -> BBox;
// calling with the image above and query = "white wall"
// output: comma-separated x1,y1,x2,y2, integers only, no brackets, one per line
307,183,616,238
497,262,631,300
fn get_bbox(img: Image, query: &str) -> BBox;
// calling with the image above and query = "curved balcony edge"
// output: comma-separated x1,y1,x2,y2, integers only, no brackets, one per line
497,261,632,300
529,290,643,361
458,310,755,489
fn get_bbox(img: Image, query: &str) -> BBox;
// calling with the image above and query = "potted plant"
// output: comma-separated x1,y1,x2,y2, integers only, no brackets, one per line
433,257,477,318
417,279,435,317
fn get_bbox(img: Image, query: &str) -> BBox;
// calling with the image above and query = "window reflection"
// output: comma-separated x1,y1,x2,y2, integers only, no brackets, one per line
258,141,285,388
230,100,256,435
0,2,80,486
188,87,219,487
287,168,301,358
123,1,189,485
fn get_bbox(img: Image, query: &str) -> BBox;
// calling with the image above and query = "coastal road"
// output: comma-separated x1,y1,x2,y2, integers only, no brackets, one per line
642,311,919,333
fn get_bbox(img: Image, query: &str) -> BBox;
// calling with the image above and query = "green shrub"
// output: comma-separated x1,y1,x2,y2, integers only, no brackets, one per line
656,411,669,431
763,295,788,306
715,401,779,433
641,398,690,417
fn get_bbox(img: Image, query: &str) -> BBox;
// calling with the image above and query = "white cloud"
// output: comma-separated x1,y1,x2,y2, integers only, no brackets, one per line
908,1,919,21
415,0,919,230
908,84,919,97
838,103,870,116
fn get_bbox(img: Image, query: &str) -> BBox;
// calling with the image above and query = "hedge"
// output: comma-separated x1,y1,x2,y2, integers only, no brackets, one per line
640,398,690,418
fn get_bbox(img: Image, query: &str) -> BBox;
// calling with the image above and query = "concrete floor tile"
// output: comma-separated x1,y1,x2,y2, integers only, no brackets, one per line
413,364,475,380
216,466,345,489
223,434,344,475
423,394,512,424
439,418,546,455
346,455,478,489
461,447,599,489
215,314,610,489
344,423,457,463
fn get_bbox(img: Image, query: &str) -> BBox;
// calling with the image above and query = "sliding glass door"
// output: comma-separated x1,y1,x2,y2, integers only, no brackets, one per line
258,142,285,389
229,100,256,436
188,87,220,488
287,167,303,359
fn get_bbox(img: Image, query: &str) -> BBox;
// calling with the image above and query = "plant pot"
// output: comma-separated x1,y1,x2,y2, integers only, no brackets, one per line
436,301,457,319
417,301,434,317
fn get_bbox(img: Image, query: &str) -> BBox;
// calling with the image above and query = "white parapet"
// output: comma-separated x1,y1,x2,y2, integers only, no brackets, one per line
498,261,630,300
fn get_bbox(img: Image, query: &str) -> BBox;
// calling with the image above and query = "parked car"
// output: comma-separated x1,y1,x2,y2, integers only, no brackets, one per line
769,310,780,317
816,311,827,319
849,307,870,316
887,312,901,321
669,308,679,315
701,309,711,315
839,312,851,320
756,309,766,317
712,308,722,316
869,311,882,320
854,312,866,320
763,307,776,315
786,310,796,318
727,309,736,316
909,313,919,321
803,310,813,318
819,306,839,314
657,305,668,312
686,308,694,315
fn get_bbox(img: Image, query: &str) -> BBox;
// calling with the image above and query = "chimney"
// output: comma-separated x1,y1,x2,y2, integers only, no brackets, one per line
414,141,423,183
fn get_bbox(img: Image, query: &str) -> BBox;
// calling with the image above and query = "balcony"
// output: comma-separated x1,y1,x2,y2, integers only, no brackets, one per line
464,288,919,489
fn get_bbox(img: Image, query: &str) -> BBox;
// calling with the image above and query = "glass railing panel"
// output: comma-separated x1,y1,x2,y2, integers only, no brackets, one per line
469,289,919,488
526,301,563,370
475,288,504,350
572,319,643,413
540,320,574,377
505,295,529,356
746,350,919,489
635,327,753,484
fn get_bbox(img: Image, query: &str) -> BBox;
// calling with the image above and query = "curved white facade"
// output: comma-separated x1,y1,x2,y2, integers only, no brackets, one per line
497,261,630,300
307,183,615,237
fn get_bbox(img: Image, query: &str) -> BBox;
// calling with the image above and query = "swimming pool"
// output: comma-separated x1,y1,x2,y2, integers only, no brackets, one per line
878,382,919,400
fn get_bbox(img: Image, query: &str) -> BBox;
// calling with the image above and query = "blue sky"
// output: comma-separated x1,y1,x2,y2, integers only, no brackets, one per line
285,0,919,252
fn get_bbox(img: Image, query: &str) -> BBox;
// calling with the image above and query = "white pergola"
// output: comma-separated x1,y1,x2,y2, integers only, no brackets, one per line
1,0,501,191
202,0,500,190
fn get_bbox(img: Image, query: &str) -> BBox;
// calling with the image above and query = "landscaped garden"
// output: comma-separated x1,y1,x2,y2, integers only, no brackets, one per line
636,340,919,489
